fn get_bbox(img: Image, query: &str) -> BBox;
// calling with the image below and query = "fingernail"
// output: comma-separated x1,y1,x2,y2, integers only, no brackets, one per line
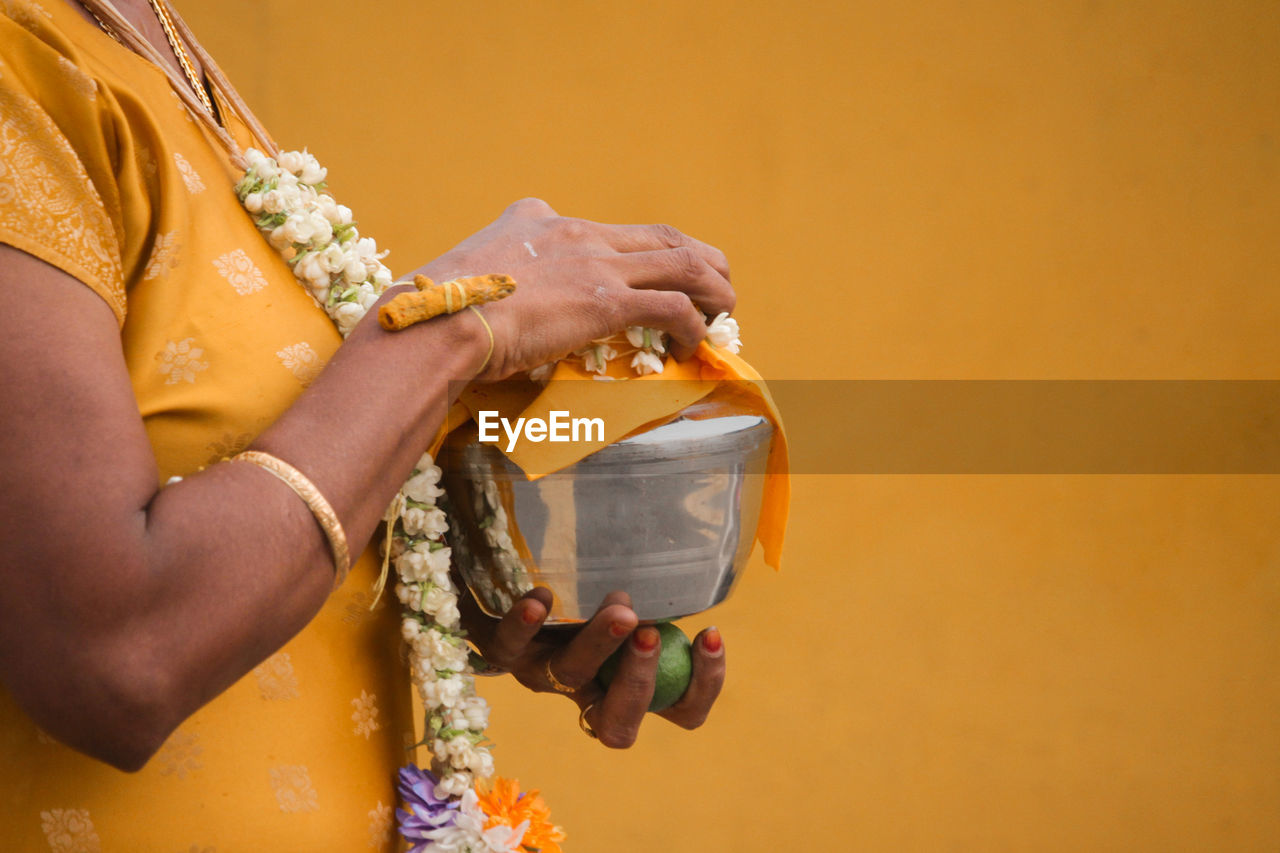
609,621,631,638
632,626,659,655
702,627,723,655
521,604,541,625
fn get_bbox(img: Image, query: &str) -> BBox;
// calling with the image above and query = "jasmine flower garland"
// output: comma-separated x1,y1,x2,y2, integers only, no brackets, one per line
234,147,740,851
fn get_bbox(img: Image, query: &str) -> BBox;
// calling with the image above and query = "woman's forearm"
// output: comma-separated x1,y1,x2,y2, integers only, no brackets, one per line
0,260,486,770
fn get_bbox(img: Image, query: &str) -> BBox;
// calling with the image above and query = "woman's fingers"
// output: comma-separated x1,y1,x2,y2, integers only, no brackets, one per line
543,602,638,693
485,588,553,668
620,290,712,359
585,626,660,749
609,247,736,318
599,223,731,282
659,626,726,730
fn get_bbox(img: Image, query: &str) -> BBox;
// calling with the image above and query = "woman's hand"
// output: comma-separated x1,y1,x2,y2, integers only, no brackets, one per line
411,198,735,381
460,587,727,749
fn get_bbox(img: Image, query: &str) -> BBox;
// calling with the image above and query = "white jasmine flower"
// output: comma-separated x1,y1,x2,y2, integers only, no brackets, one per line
408,548,452,585
396,549,430,582
625,325,645,348
461,697,490,731
268,225,291,250
403,506,448,538
706,311,742,353
342,255,368,284
319,242,347,273
334,301,363,335
401,618,422,641
261,189,287,215
434,771,472,800
405,536,448,563
528,362,555,384
294,252,326,285
434,599,462,630
422,674,465,708
305,277,329,303
356,236,380,262
423,587,463,627
395,582,425,611
308,212,333,247
472,748,495,779
445,707,469,731
426,565,455,591
424,545,453,576
356,283,380,310
631,349,665,375
244,148,267,169
403,469,444,502
446,734,473,759
277,149,304,174
280,212,318,245
299,151,326,184
254,158,279,180
373,266,393,288
410,656,436,685
415,627,468,671
243,192,264,214
582,342,616,375
315,195,339,224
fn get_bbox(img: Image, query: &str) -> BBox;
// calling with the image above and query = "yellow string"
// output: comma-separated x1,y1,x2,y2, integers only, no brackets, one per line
469,305,494,372
369,492,404,610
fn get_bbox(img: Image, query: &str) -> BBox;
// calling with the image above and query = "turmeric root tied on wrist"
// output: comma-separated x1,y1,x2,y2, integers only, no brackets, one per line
378,274,516,331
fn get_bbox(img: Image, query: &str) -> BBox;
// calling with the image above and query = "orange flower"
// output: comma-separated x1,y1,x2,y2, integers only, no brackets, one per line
476,776,566,853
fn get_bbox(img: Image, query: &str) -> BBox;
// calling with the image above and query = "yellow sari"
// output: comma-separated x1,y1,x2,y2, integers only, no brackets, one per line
0,1,409,848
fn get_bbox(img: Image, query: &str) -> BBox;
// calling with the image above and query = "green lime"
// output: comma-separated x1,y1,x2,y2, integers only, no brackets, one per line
596,622,693,712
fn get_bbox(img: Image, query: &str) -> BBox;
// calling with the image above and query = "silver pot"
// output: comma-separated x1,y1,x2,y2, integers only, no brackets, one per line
438,395,773,623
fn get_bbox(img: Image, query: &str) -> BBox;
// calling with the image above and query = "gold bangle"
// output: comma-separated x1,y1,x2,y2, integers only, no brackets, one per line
232,450,351,589
468,304,494,373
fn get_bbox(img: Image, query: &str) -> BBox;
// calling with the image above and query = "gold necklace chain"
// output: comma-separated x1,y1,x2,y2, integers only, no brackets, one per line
146,0,214,116
84,0,215,117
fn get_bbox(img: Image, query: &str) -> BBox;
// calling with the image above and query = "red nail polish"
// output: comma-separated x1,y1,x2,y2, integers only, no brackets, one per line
702,628,722,653
632,627,659,652
609,621,630,638
521,605,541,625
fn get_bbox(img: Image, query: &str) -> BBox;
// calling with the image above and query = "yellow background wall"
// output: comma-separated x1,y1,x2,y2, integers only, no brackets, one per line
181,1,1280,849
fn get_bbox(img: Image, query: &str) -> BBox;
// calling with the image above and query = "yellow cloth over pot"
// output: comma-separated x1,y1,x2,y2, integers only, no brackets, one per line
454,342,789,570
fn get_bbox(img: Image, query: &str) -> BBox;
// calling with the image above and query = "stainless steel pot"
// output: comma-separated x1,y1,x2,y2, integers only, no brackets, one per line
438,395,773,623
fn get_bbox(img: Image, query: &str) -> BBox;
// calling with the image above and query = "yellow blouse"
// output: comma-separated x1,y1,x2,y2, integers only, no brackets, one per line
0,1,410,849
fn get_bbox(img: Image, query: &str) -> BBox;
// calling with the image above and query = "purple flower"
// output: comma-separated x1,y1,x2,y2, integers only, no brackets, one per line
397,764,459,851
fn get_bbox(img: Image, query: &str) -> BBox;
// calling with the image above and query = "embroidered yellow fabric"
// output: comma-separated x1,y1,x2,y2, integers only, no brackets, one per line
0,3,408,849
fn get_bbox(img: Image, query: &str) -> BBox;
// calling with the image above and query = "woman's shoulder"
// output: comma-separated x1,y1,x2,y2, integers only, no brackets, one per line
0,3,129,325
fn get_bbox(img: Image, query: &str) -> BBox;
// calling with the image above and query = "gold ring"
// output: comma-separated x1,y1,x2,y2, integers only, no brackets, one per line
544,658,577,694
578,703,598,739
